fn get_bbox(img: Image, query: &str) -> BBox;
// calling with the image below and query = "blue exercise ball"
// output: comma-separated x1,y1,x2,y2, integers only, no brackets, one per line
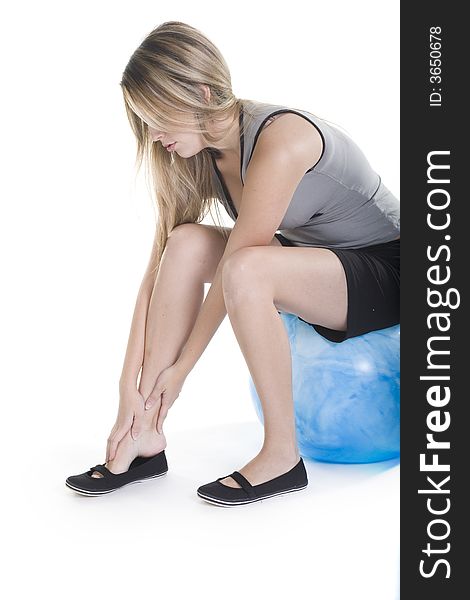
249,313,400,464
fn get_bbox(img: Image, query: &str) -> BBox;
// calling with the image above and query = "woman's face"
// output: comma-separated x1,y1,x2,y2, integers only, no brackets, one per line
145,107,210,158
148,124,207,158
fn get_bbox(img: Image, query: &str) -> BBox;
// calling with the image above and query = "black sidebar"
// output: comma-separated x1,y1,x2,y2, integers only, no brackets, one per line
401,3,466,598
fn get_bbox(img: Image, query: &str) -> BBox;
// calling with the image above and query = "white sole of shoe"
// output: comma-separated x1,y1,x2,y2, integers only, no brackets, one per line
196,483,308,507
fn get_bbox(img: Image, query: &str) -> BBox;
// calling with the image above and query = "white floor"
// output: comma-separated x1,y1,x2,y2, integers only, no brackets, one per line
2,285,399,600
5,419,399,600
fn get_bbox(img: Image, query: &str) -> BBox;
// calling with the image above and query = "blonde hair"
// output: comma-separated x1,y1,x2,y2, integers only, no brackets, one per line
120,21,262,277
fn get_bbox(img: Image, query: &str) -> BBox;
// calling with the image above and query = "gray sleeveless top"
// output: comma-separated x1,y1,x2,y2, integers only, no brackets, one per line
210,99,400,249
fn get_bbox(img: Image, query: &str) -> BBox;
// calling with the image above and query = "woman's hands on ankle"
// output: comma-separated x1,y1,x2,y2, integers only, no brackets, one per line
106,387,147,463
142,362,187,434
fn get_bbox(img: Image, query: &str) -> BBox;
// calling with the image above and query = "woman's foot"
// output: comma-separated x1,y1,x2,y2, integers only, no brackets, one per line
218,449,301,488
91,428,167,478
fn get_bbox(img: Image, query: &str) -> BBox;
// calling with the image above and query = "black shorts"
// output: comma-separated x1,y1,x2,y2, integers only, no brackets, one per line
274,233,400,343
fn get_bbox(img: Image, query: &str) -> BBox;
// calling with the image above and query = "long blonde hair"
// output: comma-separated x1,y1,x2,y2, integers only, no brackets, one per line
120,21,261,277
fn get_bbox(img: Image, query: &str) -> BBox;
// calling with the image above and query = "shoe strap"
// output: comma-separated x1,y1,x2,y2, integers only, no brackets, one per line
89,464,112,478
229,471,256,499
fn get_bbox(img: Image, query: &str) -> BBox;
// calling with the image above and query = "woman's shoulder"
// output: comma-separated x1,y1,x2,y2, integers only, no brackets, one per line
251,109,324,171
244,99,324,148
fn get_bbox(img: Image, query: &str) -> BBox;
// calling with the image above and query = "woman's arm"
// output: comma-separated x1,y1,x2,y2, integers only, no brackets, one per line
118,239,158,392
118,275,155,391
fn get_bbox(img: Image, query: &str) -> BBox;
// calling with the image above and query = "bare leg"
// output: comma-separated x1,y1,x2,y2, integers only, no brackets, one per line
218,243,347,487
92,223,230,477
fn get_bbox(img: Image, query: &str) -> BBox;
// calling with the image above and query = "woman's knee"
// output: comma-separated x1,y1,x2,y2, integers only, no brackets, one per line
222,247,271,305
166,223,230,281
167,223,217,256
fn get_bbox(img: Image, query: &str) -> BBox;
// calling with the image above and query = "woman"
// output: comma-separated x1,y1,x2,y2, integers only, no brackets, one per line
66,21,400,506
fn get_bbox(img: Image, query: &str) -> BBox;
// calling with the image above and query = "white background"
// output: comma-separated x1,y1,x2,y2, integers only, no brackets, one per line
1,1,399,598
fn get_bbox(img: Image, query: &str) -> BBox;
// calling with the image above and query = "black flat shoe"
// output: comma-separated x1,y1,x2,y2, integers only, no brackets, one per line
65,450,168,496
196,458,308,507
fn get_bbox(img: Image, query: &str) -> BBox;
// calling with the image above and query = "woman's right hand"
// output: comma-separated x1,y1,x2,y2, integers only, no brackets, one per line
106,388,146,462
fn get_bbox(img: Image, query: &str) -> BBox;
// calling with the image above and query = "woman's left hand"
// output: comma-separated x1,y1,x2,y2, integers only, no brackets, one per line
143,362,187,434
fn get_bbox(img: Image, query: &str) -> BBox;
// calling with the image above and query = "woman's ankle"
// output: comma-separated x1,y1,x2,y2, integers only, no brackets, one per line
136,428,167,456
259,445,300,464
